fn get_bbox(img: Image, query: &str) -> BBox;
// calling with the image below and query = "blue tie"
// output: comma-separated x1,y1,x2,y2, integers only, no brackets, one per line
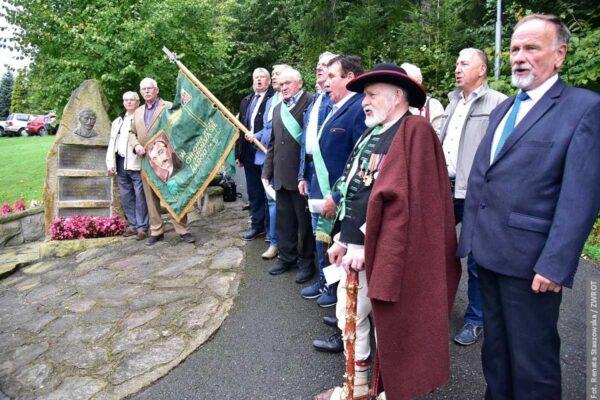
246,94,259,128
494,91,530,158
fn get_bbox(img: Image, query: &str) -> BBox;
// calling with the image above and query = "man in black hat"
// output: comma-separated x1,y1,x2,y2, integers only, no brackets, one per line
315,64,460,400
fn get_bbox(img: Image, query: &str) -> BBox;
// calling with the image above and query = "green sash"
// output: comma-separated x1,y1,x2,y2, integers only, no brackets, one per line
280,99,303,143
313,113,334,243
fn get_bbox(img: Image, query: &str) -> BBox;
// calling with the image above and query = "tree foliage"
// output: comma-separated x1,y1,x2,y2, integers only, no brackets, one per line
0,70,14,119
9,71,27,113
3,0,599,117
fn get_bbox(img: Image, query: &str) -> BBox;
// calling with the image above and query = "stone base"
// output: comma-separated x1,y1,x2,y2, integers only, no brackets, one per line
0,242,42,278
197,186,224,216
0,207,44,248
39,236,124,259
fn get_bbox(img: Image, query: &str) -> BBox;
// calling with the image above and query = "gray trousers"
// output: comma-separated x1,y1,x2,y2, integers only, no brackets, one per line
116,155,148,232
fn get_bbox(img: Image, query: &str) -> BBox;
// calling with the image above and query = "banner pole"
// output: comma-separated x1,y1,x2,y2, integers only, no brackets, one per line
163,47,268,154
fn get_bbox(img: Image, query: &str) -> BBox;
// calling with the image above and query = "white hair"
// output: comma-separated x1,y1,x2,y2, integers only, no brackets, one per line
280,68,302,83
140,77,158,89
400,62,423,84
122,91,140,101
253,68,270,79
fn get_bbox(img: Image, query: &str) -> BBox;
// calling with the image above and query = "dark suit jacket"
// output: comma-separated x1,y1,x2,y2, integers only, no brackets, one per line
262,91,312,191
235,87,274,161
458,79,600,287
309,93,366,198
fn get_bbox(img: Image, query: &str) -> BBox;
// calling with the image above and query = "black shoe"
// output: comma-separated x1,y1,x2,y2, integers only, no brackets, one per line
268,261,294,276
242,228,266,241
145,234,164,246
313,333,343,353
180,233,195,243
323,315,338,328
295,266,315,284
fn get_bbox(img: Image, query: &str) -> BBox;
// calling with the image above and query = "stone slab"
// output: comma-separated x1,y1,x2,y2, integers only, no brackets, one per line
39,236,123,259
40,376,106,400
0,201,248,400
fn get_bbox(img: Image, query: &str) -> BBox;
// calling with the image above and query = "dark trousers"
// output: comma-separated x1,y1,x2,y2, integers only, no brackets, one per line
478,266,562,400
275,188,315,270
242,151,266,231
116,155,148,232
454,197,484,327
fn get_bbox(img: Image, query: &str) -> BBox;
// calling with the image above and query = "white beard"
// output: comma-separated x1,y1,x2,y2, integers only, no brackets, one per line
511,63,534,89
365,112,386,128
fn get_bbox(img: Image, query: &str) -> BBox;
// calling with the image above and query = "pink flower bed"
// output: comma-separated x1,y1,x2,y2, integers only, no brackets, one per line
1,200,27,215
49,214,127,240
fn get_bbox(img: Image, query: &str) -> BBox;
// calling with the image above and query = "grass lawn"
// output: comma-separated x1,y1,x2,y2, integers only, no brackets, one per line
0,136,55,205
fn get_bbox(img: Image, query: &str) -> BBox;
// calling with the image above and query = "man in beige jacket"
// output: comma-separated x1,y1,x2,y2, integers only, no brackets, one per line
129,77,195,246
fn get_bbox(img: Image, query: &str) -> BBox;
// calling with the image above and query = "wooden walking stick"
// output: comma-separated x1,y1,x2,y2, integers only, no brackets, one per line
343,269,360,400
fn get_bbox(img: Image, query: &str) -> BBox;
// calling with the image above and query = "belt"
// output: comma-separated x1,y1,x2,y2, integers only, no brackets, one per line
449,177,456,193
306,154,313,162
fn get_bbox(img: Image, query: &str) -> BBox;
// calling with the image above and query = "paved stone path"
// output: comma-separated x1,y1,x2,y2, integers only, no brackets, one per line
0,203,246,400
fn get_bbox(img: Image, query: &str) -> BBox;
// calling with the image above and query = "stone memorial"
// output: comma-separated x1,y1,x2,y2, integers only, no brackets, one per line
44,80,121,233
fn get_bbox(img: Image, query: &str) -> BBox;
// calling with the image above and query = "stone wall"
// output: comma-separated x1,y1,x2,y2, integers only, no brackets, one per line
0,207,44,247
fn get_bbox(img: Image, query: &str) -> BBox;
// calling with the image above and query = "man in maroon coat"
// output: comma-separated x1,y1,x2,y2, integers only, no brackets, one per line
316,64,461,400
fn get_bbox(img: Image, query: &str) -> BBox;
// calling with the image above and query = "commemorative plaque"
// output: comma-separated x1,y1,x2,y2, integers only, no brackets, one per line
44,80,122,234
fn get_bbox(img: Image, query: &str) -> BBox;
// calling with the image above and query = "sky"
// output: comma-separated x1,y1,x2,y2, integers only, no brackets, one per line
0,1,30,76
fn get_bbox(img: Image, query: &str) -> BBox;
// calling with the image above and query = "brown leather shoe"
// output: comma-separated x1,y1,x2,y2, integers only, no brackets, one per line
123,227,136,237
136,231,147,241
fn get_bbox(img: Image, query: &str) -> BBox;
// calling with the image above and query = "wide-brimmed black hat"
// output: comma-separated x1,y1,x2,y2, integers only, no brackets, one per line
346,63,426,108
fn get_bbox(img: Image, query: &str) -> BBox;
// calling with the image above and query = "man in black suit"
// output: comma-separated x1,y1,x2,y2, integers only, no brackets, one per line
262,68,315,284
236,68,274,241
459,14,600,398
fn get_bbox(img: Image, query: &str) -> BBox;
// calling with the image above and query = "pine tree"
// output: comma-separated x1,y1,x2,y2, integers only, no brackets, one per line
9,71,28,114
0,70,14,119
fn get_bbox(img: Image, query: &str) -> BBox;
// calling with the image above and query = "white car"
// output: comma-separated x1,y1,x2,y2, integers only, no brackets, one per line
4,113,35,136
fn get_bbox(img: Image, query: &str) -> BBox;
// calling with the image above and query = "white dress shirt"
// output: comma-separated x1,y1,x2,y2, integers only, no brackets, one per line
443,86,482,177
249,91,267,132
490,74,559,163
305,93,325,155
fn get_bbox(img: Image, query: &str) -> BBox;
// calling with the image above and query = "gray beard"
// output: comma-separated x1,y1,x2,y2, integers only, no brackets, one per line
511,70,534,89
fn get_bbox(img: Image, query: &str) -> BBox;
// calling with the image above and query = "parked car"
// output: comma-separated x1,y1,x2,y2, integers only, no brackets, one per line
26,114,58,136
4,113,35,136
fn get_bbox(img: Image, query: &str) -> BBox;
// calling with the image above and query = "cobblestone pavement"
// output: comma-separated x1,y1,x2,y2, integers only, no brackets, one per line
0,203,247,400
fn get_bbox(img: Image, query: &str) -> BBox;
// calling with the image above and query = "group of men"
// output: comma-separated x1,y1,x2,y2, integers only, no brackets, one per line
234,13,599,400
106,77,195,246
103,12,598,399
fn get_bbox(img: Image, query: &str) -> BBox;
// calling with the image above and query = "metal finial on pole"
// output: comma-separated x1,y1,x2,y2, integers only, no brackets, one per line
160,46,267,154
162,47,178,64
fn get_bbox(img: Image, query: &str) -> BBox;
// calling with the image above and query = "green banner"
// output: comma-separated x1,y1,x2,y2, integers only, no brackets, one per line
142,71,239,221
